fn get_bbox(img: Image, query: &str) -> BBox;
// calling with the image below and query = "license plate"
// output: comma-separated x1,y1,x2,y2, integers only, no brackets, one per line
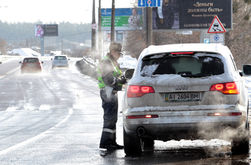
165,92,201,102
27,63,34,67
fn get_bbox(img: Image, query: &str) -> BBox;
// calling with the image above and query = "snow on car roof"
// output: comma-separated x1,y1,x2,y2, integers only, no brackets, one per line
129,43,237,86
139,43,232,60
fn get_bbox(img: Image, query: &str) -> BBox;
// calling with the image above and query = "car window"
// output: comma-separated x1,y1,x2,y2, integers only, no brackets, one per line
141,52,224,77
24,58,39,63
55,56,67,60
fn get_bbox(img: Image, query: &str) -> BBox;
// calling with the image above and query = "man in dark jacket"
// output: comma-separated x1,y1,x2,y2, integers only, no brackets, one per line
97,42,127,156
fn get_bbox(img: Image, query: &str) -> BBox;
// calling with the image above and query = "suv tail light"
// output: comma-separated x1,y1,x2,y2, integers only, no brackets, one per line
170,52,194,55
210,82,239,94
126,114,159,119
207,112,242,116
127,85,155,98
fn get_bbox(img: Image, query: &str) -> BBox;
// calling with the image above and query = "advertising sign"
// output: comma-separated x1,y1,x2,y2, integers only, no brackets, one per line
152,0,232,30
35,24,44,37
101,8,143,31
43,24,58,36
35,24,58,37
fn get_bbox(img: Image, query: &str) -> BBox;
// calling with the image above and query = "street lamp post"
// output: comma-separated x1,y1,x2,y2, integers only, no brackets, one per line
146,7,152,46
111,0,115,42
92,0,96,58
98,0,102,59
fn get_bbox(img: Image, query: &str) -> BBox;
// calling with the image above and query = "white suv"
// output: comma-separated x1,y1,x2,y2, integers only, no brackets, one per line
123,43,249,156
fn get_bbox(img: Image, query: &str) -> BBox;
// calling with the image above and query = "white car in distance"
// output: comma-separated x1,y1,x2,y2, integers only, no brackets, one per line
52,55,69,69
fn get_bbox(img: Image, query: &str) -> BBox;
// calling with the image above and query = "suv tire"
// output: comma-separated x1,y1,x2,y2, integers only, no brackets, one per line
142,138,154,152
123,128,142,156
231,122,250,155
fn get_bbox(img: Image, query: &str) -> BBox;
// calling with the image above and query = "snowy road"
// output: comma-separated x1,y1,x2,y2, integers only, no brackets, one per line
0,58,250,164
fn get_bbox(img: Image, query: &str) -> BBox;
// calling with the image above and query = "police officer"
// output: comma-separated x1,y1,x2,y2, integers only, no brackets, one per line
97,42,126,156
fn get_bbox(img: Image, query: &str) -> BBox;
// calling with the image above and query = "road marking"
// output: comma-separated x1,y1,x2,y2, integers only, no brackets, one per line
0,68,19,79
0,108,73,155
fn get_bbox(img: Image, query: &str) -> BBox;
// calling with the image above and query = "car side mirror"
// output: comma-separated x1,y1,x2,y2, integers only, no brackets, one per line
124,69,134,79
239,70,243,77
243,64,251,75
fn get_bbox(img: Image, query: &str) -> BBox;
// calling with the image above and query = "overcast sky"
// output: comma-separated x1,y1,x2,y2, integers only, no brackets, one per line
0,0,136,24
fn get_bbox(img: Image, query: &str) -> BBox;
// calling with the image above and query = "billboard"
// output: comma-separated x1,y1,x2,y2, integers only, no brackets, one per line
101,8,143,31
153,0,232,30
35,24,58,37
35,25,44,37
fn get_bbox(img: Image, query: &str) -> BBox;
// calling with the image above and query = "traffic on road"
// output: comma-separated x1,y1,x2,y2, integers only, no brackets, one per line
0,53,250,164
0,0,250,164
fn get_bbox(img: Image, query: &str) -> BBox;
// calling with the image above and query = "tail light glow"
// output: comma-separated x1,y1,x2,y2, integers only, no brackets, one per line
210,82,239,94
207,112,242,116
127,85,155,98
126,114,159,119
170,52,194,55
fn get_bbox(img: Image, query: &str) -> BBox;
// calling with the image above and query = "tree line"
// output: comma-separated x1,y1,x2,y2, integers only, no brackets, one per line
0,21,91,54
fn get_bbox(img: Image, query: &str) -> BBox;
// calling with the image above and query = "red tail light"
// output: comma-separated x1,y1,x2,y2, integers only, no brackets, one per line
170,52,194,55
127,85,155,98
126,114,159,119
210,82,239,94
207,112,242,116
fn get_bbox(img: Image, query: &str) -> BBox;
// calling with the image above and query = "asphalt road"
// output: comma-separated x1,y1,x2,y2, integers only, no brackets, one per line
0,57,250,165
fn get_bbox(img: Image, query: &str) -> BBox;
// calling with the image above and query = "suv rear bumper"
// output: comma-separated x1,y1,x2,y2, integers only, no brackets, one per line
123,107,246,141
124,121,242,141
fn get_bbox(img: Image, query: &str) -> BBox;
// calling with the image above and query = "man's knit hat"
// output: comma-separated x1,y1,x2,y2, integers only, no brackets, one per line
109,42,122,52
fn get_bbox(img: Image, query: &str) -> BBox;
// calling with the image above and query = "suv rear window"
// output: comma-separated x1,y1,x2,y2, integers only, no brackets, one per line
141,52,224,77
24,58,39,63
55,56,67,60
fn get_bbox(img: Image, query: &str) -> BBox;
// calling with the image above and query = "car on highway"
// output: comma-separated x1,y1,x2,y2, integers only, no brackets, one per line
122,43,249,156
20,57,43,73
51,55,69,69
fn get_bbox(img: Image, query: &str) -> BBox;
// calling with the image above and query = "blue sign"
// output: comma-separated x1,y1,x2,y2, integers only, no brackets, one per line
101,8,142,16
204,38,210,44
138,0,161,7
214,34,220,41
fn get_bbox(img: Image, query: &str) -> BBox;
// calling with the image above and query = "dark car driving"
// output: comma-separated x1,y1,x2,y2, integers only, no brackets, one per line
20,57,43,73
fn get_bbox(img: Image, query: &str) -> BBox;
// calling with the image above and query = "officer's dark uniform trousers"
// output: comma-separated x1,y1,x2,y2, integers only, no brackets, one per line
99,89,118,148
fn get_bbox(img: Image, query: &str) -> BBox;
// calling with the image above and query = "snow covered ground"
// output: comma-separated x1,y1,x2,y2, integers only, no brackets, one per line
10,48,41,56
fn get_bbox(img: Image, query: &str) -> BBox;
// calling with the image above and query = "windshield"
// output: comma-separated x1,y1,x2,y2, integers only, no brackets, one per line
141,52,224,77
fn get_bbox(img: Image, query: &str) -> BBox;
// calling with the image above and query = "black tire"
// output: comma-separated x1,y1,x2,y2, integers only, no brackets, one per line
123,128,142,156
142,138,154,152
231,122,250,155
